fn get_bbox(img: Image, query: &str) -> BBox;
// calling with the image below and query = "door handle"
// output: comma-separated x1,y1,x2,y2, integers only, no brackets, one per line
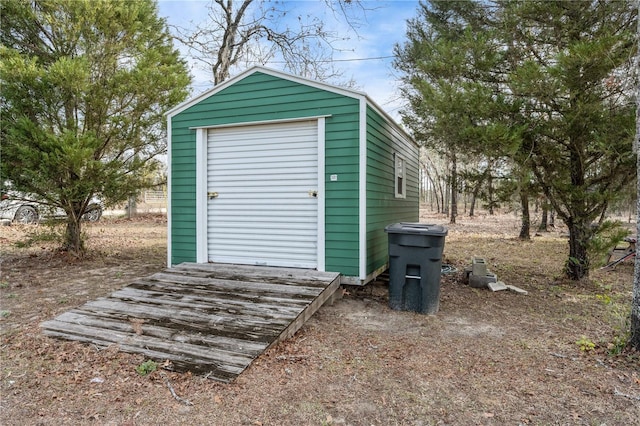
308,190,318,198
208,192,219,199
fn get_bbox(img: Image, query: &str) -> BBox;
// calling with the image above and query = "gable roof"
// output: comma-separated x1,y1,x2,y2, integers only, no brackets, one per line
166,66,366,118
165,66,415,145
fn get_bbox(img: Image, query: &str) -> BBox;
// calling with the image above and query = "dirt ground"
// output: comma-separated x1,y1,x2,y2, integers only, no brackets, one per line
1,212,638,425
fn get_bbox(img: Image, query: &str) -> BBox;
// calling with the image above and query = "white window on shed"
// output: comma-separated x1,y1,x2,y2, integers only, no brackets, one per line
394,153,406,198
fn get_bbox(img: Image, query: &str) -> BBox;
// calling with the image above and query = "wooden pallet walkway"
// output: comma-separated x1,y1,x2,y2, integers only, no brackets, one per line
40,263,341,383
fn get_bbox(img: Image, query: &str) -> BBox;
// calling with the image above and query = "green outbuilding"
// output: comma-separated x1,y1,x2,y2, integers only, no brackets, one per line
166,66,418,284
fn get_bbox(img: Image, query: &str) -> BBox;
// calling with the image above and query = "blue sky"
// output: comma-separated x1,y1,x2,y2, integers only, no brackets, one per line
157,0,420,119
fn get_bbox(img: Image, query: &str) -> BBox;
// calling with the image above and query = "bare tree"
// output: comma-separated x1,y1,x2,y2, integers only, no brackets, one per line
171,0,367,85
420,149,451,215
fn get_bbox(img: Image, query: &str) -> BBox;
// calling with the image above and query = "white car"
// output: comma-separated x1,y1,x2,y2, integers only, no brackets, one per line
0,191,102,224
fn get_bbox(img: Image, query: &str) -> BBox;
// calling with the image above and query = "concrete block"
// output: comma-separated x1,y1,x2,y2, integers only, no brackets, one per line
464,265,473,281
506,285,528,295
469,272,498,289
471,257,488,276
488,281,508,292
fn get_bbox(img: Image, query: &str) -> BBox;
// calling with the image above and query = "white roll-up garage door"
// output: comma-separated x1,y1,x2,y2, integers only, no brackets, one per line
207,120,318,268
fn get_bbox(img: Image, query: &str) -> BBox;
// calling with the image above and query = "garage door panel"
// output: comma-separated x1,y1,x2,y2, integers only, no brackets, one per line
210,182,317,191
212,128,316,143
204,220,316,230
210,253,317,267
209,236,316,248
211,208,317,216
207,120,318,269
207,169,317,180
210,159,317,168
211,143,317,155
209,161,317,172
209,189,317,197
211,201,318,209
210,226,317,236
211,198,317,209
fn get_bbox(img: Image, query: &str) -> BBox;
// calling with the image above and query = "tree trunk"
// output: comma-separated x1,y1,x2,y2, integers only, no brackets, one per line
421,167,428,204
450,155,457,224
423,165,439,212
469,193,477,217
127,197,137,219
487,173,495,215
631,170,640,350
565,218,590,280
631,35,639,349
519,190,530,240
469,167,490,217
632,164,640,350
469,179,483,217
598,200,608,225
539,203,548,231
463,192,467,214
63,215,85,256
438,173,444,213
550,208,555,228
443,178,449,216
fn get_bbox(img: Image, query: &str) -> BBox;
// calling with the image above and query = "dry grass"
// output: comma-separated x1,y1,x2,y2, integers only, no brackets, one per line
1,212,638,425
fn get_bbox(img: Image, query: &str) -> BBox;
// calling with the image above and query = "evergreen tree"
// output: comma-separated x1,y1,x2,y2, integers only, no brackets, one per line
394,0,512,224
396,0,637,279
502,0,637,279
0,0,191,255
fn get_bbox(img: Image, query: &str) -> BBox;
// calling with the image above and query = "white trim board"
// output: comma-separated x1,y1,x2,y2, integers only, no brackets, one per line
196,118,325,271
317,117,326,272
195,128,208,263
166,115,173,267
189,115,332,130
358,97,367,281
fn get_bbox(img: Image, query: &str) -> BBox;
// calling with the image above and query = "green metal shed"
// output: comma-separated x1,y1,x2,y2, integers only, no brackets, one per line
166,66,418,284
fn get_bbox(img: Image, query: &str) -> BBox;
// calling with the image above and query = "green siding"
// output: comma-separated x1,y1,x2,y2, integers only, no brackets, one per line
170,71,360,274
170,69,418,281
170,116,198,264
365,106,419,275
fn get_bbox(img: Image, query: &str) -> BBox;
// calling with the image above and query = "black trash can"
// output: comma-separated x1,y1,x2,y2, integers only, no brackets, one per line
384,223,448,314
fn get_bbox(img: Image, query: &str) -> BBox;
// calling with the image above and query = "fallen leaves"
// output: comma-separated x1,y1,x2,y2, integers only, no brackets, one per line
1,212,638,425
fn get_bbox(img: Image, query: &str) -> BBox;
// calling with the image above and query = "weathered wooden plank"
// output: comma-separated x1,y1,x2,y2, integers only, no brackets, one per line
171,263,339,287
49,311,268,356
71,305,276,343
172,262,339,280
76,301,302,341
43,319,255,371
82,298,293,336
130,273,321,302
40,331,236,383
41,262,342,383
104,288,310,337
127,279,313,308
147,272,324,298
121,281,311,312
110,287,308,318
41,324,246,382
271,275,341,346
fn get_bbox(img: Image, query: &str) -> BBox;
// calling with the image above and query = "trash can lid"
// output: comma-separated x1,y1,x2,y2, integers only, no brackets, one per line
384,222,448,236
